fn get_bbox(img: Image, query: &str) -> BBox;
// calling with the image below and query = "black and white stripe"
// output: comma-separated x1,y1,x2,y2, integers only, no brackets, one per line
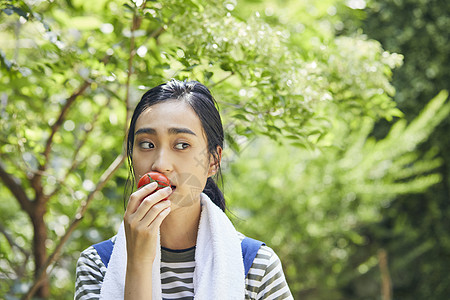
75,234,293,299
160,247,195,298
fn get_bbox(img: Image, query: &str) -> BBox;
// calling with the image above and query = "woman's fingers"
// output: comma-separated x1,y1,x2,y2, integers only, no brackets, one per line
126,181,158,213
140,200,171,228
124,186,172,263
132,186,172,219
149,206,171,231
124,185,172,229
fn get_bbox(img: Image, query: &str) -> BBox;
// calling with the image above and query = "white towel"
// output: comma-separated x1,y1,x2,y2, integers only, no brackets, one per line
100,193,245,299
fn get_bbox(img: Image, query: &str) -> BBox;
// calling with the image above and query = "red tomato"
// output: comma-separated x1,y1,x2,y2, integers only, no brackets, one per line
137,172,171,200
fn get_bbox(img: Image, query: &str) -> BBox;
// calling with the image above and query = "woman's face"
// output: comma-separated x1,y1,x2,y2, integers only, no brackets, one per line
132,100,217,208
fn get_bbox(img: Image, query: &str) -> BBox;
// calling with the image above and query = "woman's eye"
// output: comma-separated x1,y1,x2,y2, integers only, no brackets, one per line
175,142,190,150
139,141,154,149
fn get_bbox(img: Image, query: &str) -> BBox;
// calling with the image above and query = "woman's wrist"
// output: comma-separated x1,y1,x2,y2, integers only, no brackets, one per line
124,263,153,299
126,257,153,274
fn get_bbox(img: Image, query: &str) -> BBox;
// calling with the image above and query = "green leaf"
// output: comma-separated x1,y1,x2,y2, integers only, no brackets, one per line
232,114,248,121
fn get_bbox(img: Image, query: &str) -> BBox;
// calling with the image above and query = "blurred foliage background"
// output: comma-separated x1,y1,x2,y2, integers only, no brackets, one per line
0,0,448,299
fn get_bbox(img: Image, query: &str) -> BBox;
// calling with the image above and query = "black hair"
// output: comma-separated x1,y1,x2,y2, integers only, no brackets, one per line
125,79,226,211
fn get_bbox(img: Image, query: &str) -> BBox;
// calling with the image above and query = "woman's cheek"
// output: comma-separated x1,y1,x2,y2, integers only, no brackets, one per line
171,172,205,207
132,153,153,182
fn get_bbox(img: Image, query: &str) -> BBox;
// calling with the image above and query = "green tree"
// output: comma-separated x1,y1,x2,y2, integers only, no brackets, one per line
226,90,449,299
348,0,449,298
231,1,450,298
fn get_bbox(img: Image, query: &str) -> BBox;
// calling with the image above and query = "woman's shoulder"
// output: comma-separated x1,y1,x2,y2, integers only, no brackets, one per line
75,236,116,300
237,232,293,299
80,235,116,256
236,231,277,257
236,231,284,274
76,236,117,275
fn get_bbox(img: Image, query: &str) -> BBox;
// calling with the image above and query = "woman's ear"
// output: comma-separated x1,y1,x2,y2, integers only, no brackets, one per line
207,146,222,177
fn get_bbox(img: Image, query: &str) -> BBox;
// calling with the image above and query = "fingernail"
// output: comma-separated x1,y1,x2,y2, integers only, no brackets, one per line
142,182,157,188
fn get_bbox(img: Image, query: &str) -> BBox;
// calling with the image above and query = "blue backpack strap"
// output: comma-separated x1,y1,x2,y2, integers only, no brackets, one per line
92,237,264,275
241,237,265,277
93,239,114,268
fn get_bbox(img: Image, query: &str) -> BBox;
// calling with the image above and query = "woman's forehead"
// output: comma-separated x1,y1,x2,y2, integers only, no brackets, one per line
135,101,204,136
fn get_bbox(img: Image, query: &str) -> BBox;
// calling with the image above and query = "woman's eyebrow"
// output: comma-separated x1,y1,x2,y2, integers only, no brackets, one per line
135,127,156,135
135,127,197,136
168,127,197,136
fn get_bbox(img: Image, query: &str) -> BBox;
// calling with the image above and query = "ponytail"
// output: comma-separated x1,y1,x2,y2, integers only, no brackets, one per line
203,177,226,212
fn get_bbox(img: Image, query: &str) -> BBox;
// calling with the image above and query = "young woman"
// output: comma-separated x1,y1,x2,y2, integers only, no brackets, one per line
75,80,293,299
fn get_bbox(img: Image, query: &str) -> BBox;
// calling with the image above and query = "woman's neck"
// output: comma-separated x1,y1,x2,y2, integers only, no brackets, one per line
159,201,201,250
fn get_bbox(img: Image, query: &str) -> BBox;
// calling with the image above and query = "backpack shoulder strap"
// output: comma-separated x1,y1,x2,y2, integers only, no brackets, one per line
93,239,114,268
92,236,265,276
241,237,265,277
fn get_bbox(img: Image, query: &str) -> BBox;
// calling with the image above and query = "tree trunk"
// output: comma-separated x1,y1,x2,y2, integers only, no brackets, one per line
31,205,49,298
378,248,392,300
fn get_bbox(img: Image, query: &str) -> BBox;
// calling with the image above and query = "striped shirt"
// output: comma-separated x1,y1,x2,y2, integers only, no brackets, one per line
160,246,196,298
75,233,293,299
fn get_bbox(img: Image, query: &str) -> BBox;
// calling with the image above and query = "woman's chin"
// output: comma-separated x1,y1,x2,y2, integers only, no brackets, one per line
169,189,202,208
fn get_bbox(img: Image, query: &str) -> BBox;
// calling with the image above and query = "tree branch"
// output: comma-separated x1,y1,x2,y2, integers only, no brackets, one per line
42,80,92,169
141,25,166,46
210,71,235,88
22,153,126,300
31,80,91,203
30,52,115,205
0,222,31,257
47,97,111,199
378,248,392,300
124,8,142,129
123,1,168,127
0,160,33,214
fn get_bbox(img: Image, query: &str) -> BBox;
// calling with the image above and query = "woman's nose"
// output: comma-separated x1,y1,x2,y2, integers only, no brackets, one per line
151,149,173,173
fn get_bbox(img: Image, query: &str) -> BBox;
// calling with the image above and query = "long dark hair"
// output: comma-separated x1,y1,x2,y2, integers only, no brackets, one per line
125,79,226,211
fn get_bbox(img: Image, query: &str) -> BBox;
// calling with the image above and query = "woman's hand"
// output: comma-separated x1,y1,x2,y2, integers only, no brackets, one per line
123,181,172,299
